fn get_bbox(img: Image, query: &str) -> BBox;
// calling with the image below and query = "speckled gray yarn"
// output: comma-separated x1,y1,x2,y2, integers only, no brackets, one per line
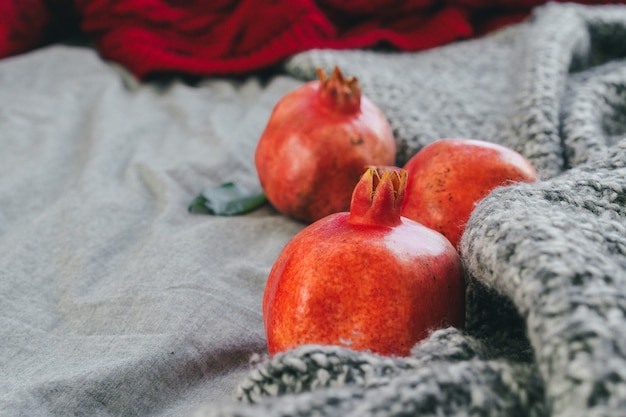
461,139,626,417
197,360,543,417
195,329,546,417
236,328,489,403
193,3,626,417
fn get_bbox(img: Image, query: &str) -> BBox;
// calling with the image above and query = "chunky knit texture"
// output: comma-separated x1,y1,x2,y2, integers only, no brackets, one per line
194,3,626,416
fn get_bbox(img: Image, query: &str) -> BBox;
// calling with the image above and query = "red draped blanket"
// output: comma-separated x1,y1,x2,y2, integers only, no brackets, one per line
0,0,621,78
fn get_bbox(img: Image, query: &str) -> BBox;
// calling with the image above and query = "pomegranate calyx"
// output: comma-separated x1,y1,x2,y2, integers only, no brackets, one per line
349,166,407,227
316,66,362,114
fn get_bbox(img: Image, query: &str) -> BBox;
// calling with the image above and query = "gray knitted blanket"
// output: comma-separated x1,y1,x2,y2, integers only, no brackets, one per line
195,3,626,417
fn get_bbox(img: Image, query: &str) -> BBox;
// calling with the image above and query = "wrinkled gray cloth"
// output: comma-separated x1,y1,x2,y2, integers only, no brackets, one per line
194,3,626,417
0,46,307,416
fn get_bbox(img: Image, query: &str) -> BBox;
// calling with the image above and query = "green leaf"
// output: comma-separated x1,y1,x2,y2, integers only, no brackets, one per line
188,182,267,216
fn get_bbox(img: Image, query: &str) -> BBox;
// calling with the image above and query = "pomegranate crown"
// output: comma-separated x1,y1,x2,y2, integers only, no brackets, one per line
349,166,407,227
316,66,362,114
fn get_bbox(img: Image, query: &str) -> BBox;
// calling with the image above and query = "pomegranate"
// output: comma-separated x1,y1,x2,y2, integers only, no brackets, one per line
263,166,465,357
255,67,396,223
401,138,538,249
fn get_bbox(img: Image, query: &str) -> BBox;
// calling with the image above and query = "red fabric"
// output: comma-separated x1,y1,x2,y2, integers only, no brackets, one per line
0,0,53,57
0,0,623,78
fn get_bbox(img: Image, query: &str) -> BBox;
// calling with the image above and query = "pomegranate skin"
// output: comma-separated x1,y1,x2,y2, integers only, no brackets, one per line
255,69,396,224
263,168,465,357
401,139,537,249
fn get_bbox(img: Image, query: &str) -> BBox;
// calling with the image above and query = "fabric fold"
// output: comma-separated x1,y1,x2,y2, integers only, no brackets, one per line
195,329,546,417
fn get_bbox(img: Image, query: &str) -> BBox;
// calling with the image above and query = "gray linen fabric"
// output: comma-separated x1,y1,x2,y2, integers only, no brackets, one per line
0,46,306,415
194,3,626,417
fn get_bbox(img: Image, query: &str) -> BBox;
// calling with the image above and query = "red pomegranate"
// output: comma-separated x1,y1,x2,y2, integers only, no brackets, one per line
263,166,465,357
255,67,396,223
401,138,538,249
